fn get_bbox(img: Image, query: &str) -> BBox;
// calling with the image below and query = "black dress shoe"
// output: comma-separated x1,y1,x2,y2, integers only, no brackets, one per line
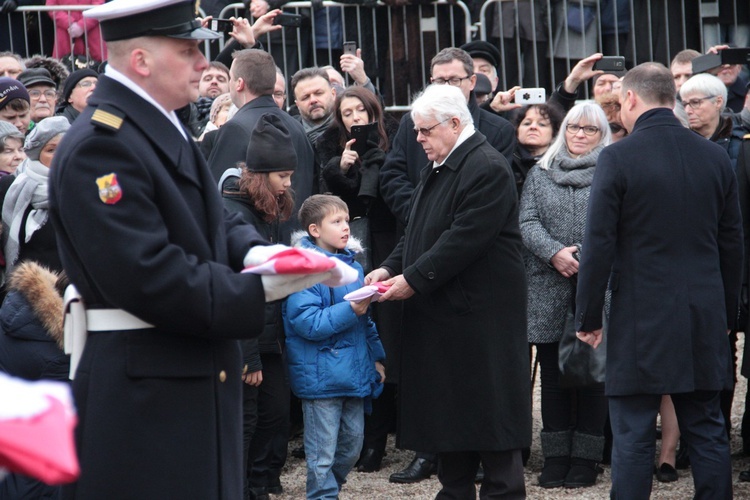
655,463,678,482
357,448,384,472
740,470,750,482
291,444,305,459
388,457,437,483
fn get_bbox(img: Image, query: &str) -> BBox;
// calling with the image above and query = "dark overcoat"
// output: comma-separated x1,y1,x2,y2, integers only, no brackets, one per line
380,94,516,226
49,76,268,499
575,108,743,396
381,131,531,453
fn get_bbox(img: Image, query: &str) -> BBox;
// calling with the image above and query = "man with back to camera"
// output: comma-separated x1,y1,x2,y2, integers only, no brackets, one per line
49,0,328,497
576,62,741,499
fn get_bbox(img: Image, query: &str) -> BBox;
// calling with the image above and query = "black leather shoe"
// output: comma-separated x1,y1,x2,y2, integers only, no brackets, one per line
291,445,305,459
388,457,437,483
655,463,678,482
357,448,384,472
740,470,750,482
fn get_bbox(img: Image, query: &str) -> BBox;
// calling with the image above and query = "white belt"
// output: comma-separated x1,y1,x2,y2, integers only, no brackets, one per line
63,285,154,379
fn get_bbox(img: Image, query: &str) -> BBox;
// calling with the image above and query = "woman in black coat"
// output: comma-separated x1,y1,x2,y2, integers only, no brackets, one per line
314,85,399,471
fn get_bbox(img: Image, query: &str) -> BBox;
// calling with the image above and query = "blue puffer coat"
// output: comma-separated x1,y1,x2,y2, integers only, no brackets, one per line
283,233,385,401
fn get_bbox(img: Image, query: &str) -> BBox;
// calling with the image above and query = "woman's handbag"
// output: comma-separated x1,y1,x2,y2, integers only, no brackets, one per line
558,281,606,388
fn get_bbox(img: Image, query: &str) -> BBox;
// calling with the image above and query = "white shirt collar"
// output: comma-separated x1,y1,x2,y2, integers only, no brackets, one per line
433,123,475,168
104,65,188,140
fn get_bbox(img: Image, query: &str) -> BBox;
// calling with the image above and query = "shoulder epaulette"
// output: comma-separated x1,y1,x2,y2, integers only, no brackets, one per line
91,105,125,132
744,133,750,140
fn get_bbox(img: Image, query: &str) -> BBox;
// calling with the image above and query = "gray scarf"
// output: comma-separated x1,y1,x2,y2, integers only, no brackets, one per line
2,160,50,273
302,114,333,144
546,144,604,188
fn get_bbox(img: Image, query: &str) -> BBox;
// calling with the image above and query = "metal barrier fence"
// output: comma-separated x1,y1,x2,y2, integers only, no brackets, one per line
3,2,749,110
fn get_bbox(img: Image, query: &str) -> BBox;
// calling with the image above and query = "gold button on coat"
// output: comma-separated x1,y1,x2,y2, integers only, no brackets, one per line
219,370,227,382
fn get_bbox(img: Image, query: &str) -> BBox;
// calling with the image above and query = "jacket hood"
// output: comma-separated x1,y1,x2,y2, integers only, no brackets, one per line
290,230,363,263
3,261,64,348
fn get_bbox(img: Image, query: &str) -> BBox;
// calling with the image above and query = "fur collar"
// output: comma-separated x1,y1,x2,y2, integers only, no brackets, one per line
7,262,64,348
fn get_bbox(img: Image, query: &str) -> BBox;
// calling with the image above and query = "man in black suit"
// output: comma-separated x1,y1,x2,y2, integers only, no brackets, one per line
576,62,742,499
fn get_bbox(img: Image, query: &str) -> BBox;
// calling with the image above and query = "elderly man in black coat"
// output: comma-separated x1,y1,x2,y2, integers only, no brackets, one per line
576,62,742,500
368,83,531,499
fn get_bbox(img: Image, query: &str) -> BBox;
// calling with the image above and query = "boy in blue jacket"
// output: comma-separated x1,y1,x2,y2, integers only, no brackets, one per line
283,194,386,500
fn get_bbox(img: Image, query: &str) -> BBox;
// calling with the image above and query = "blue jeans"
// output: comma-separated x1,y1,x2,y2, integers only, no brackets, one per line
302,397,364,500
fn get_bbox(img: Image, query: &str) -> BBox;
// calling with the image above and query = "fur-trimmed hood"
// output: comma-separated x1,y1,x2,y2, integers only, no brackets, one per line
3,261,64,348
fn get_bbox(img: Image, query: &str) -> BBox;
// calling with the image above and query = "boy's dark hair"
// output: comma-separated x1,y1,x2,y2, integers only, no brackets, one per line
298,194,348,234
7,98,30,112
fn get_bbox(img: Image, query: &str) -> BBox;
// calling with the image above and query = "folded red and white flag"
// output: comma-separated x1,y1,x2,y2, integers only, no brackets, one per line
243,245,359,301
343,282,392,302
0,373,79,484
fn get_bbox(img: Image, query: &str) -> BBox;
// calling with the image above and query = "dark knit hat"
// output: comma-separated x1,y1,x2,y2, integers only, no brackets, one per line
0,78,30,111
460,41,501,69
245,114,298,173
18,68,57,89
62,69,99,103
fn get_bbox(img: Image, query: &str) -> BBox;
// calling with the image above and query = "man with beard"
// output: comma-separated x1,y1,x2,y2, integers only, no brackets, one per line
290,67,337,145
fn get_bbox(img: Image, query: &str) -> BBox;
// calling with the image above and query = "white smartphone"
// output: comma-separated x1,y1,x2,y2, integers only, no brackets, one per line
515,88,546,105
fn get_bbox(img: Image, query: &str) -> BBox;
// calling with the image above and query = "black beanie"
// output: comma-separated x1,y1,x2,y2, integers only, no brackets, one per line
245,114,298,173
62,69,99,103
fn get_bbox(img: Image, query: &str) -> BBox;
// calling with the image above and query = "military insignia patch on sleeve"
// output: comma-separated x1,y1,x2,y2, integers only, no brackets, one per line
96,173,123,204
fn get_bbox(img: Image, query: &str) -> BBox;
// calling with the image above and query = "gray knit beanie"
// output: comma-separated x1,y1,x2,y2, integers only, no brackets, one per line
24,116,70,160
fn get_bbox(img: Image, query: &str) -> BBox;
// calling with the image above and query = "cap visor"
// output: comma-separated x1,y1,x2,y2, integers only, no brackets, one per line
170,27,222,40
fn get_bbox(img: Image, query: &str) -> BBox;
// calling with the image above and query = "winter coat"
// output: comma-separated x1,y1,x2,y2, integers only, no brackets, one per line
0,261,67,381
519,152,599,344
49,75,268,500
47,0,107,62
708,114,746,171
283,233,385,400
221,171,285,373
576,108,742,396
380,130,531,453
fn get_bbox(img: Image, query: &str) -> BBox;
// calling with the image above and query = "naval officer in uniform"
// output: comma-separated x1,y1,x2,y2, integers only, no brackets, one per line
49,1,302,498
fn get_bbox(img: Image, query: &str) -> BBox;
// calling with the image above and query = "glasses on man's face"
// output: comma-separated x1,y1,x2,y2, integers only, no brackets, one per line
273,91,286,99
681,95,715,109
77,80,96,89
431,76,471,87
413,118,449,137
29,89,57,100
566,124,600,136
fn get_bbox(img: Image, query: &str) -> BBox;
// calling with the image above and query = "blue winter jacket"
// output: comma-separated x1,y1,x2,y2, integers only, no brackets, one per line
283,234,385,401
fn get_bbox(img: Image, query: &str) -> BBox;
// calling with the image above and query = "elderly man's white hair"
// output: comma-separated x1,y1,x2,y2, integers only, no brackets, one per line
410,84,473,126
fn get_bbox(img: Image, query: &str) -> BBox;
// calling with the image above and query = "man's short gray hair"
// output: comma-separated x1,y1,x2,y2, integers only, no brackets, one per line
410,84,473,127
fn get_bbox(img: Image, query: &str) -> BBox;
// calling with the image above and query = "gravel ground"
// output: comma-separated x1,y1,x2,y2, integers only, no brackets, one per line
273,334,750,499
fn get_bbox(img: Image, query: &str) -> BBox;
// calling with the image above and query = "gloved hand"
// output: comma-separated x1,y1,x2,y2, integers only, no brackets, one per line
361,145,385,165
243,244,289,268
68,22,84,39
261,272,332,302
0,0,18,14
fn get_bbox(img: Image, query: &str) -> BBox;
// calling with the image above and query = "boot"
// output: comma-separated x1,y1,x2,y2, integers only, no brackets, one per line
564,431,604,488
538,430,571,488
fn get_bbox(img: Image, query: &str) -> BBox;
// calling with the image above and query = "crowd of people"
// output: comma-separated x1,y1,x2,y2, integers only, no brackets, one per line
1,0,750,499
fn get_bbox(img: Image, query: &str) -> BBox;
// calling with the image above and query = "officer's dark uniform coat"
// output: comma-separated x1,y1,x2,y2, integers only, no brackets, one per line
49,76,268,499
380,131,531,453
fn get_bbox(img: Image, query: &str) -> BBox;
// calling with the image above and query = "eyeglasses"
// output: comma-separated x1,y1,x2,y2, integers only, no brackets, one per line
681,96,715,109
566,124,600,136
431,76,471,87
609,122,627,135
273,91,286,99
76,80,97,88
28,89,57,99
413,119,449,137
